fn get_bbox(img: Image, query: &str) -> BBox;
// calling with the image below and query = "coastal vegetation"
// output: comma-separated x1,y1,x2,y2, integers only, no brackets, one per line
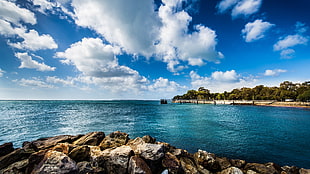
173,81,310,102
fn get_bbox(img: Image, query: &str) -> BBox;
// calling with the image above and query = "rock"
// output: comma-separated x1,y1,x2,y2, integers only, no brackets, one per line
216,157,232,170
0,159,28,174
73,131,105,146
244,163,278,174
31,150,78,174
219,167,244,174
52,143,75,155
128,156,152,174
0,142,14,157
180,157,199,174
98,145,134,174
99,131,129,150
142,135,156,144
69,145,90,162
281,166,300,174
246,170,258,174
28,135,81,150
77,161,99,174
300,168,310,174
137,143,165,161
162,152,180,173
0,148,34,170
25,149,48,174
230,159,246,169
193,149,217,171
171,148,190,158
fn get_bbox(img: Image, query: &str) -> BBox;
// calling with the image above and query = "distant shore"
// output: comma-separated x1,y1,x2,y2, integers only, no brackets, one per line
172,99,310,109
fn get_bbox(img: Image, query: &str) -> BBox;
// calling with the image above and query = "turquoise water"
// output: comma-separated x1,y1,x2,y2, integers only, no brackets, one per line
0,100,310,168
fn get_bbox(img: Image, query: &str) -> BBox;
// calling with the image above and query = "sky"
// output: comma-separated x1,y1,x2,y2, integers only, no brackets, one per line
0,0,309,100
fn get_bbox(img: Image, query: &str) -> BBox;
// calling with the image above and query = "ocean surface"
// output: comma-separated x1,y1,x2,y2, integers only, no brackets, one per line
0,100,310,168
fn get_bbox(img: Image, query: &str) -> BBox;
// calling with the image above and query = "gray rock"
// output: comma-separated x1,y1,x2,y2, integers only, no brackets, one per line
128,156,152,174
219,167,244,174
137,143,165,161
73,132,105,146
31,150,78,174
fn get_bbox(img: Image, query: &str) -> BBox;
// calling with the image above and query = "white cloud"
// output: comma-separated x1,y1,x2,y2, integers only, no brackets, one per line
211,70,239,82
217,0,262,18
264,69,287,76
273,22,309,59
0,0,36,25
46,76,75,86
15,52,56,71
8,29,58,51
71,0,158,57
242,19,275,42
32,0,55,13
148,77,185,92
190,70,256,92
13,78,55,88
156,1,223,72
0,68,5,77
55,37,149,93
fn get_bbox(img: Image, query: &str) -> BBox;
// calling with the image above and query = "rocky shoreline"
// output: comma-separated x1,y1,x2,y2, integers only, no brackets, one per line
0,131,309,174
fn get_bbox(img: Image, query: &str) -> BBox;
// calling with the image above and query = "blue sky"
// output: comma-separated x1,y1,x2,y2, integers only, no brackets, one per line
0,0,309,99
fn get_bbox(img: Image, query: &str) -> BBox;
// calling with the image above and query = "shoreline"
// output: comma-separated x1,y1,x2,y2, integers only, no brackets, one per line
172,100,310,109
1,131,309,174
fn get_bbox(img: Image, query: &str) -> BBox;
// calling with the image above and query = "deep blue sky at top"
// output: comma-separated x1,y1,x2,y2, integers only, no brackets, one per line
0,0,309,99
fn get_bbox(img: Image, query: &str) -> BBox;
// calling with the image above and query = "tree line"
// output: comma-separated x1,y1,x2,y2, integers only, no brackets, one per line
173,81,310,102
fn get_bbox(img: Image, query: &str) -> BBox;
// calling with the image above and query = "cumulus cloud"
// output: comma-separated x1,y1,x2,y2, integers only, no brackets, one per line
0,0,36,25
15,52,56,71
264,69,287,76
46,76,75,86
273,22,309,59
13,78,55,88
190,70,256,92
148,77,185,92
242,19,275,42
70,0,222,72
217,0,262,18
0,1,58,51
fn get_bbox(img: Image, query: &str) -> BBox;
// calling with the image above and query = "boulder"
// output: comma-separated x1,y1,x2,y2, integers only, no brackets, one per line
0,159,28,174
99,131,129,150
69,145,90,162
25,149,48,174
98,145,134,174
162,152,180,174
0,148,34,170
0,142,14,157
180,157,199,174
216,157,232,170
300,168,310,174
128,156,152,174
137,143,165,161
230,159,246,169
31,150,78,174
76,161,105,174
244,163,278,174
142,135,156,144
281,165,300,174
52,143,75,155
193,149,217,171
219,167,244,174
27,135,81,150
73,131,105,146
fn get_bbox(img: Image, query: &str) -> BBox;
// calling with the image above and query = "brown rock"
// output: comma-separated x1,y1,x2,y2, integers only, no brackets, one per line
137,143,165,161
0,142,14,157
73,131,105,146
142,135,156,144
51,143,75,155
300,168,310,174
219,167,244,174
244,163,278,174
69,145,90,162
162,152,180,173
0,148,34,170
99,131,129,150
230,159,246,168
180,157,199,174
31,150,78,174
28,135,81,150
193,149,217,171
281,166,300,174
216,157,232,170
0,159,28,174
25,149,48,174
128,156,152,174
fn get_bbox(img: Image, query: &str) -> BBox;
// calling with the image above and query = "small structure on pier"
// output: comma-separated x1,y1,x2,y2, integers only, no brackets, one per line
160,99,168,104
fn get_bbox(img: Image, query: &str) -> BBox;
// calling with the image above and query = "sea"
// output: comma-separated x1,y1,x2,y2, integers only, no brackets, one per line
0,100,310,168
